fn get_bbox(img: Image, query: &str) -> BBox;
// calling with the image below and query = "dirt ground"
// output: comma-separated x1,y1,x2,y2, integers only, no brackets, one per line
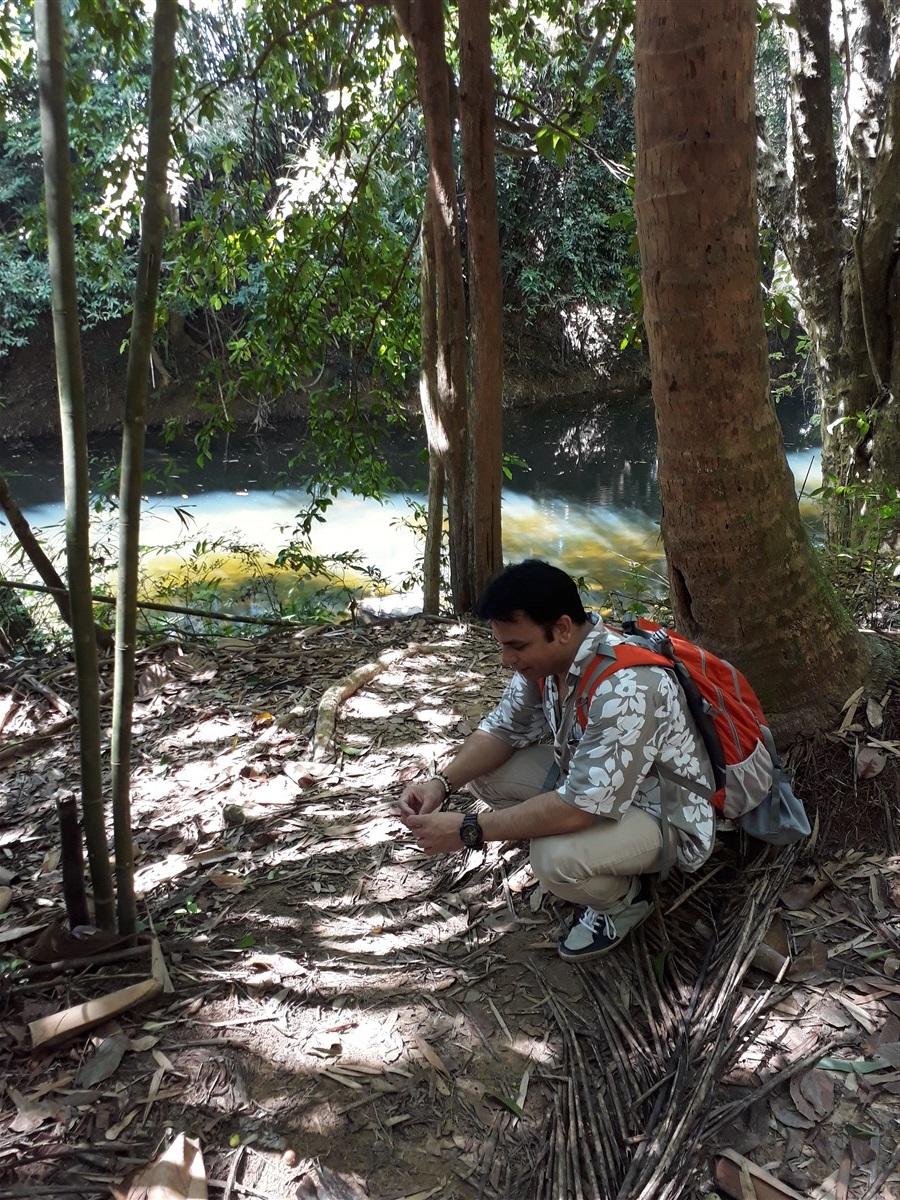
1,618,899,1200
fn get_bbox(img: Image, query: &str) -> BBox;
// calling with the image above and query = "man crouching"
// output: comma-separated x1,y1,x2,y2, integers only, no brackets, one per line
398,560,715,961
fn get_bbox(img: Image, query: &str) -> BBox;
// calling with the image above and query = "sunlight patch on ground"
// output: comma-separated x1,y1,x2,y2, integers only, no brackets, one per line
158,716,242,750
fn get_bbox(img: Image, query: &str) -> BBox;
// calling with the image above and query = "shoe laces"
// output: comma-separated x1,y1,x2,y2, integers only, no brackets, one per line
578,907,617,940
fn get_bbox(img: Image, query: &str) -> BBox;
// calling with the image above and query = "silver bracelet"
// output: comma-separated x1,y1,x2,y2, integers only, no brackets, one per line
431,771,453,799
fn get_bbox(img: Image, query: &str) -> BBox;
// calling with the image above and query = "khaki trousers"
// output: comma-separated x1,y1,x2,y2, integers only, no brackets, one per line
468,744,671,909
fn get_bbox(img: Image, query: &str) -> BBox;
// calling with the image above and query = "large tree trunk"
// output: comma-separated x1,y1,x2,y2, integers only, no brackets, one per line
458,0,503,599
111,0,178,939
757,0,900,546
634,0,870,736
399,0,473,614
35,0,115,931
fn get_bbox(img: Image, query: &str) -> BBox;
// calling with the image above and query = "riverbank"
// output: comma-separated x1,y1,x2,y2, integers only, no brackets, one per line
0,313,649,442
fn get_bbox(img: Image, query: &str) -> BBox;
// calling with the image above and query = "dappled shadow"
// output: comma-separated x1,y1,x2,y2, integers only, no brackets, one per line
1,620,899,1198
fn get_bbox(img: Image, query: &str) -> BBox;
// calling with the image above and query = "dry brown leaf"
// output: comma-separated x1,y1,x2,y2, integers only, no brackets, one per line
771,1099,814,1130
714,1151,808,1200
41,847,60,872
788,1075,817,1122
296,1164,370,1200
114,1131,207,1200
27,1073,74,1100
787,939,828,982
76,1032,130,1087
413,1034,450,1076
762,913,790,957
29,975,163,1048
779,877,829,910
8,1086,55,1133
866,696,885,728
856,745,886,779
206,871,246,889
106,1107,139,1141
797,1069,835,1118
835,994,879,1034
868,1041,900,1067
138,663,174,699
0,886,11,914
0,923,43,944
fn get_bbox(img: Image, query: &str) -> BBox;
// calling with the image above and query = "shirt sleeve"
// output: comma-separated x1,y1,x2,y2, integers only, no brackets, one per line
477,672,550,747
559,666,708,819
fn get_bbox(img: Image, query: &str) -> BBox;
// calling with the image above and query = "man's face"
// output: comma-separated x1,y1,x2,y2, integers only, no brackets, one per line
491,611,576,682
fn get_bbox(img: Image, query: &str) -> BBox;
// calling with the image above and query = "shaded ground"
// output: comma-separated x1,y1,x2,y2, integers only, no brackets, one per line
0,620,899,1199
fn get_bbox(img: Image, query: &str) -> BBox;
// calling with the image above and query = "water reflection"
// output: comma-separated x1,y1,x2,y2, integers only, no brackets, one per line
0,395,820,609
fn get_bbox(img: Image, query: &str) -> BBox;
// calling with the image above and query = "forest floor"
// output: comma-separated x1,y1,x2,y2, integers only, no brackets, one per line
0,618,899,1200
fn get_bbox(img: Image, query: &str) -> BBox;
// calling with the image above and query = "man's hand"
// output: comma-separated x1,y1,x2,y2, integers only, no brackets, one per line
402,810,465,856
397,778,446,820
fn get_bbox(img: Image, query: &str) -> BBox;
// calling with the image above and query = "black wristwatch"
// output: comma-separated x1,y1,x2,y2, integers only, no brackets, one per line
459,813,485,851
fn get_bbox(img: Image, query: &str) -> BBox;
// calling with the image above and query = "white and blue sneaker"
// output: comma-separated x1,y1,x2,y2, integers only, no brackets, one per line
558,875,655,961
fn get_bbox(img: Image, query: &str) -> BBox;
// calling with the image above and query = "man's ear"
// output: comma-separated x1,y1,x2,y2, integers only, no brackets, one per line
555,615,574,642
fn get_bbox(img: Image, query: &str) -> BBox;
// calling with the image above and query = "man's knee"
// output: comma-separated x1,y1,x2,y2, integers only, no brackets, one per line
467,773,514,810
530,834,583,892
468,745,556,810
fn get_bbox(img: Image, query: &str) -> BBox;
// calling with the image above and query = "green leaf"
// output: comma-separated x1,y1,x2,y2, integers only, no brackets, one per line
236,933,255,949
816,1057,891,1074
486,1090,525,1118
650,950,668,988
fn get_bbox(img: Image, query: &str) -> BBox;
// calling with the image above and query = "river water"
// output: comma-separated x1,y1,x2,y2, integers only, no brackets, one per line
0,393,820,616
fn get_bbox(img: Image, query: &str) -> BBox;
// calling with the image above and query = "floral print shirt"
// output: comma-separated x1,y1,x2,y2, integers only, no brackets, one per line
478,616,716,871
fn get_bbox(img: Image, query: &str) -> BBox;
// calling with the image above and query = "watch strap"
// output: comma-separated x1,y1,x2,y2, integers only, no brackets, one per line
460,812,484,850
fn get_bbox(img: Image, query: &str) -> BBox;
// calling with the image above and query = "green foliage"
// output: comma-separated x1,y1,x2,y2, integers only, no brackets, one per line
494,12,643,343
0,2,152,351
390,494,450,601
817,473,900,628
598,559,672,626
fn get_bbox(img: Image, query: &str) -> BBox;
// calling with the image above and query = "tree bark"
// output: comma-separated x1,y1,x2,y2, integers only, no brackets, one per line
403,0,473,614
633,0,870,736
758,0,900,545
57,795,90,929
35,0,115,931
111,0,178,939
419,187,445,615
0,473,113,649
458,0,503,599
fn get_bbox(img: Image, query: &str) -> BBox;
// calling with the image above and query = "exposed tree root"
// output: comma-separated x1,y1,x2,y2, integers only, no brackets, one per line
311,643,438,760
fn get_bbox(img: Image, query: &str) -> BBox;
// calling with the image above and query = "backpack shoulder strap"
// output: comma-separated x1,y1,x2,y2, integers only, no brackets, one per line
575,643,672,728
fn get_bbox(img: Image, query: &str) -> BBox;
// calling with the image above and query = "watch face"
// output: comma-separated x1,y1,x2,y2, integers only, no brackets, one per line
460,816,480,847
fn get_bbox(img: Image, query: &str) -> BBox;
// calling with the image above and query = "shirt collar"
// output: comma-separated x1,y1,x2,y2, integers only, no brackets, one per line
570,613,615,676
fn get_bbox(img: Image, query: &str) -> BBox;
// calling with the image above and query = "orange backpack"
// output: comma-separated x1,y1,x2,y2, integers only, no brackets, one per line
571,617,809,844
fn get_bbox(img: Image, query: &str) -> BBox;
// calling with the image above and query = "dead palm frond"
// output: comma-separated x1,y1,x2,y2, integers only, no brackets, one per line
521,844,801,1200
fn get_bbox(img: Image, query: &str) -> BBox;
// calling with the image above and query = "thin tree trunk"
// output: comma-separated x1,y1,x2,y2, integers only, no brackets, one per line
57,795,90,929
758,0,900,545
633,0,870,736
458,0,503,599
401,0,473,614
34,0,115,931
111,0,178,939
0,473,113,649
420,191,445,614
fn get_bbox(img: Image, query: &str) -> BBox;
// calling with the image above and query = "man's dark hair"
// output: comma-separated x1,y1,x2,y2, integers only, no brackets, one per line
475,560,589,627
